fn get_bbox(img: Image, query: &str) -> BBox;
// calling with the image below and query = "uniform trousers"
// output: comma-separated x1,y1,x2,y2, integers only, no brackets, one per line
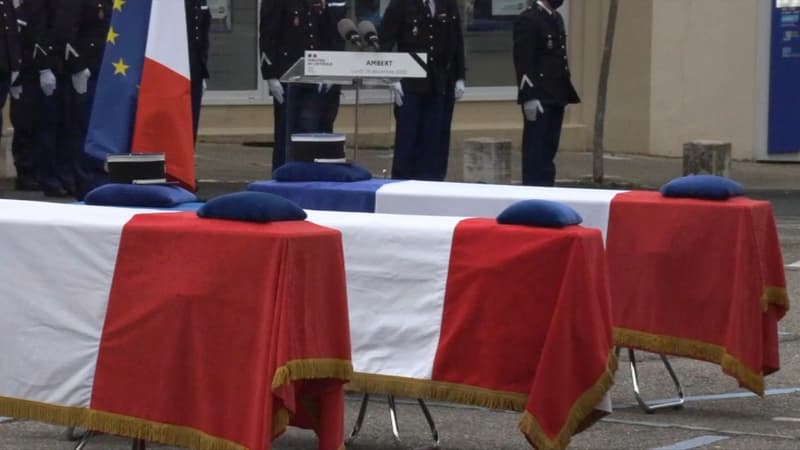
71,75,107,196
521,103,565,187
35,74,105,196
392,92,455,181
190,73,203,142
36,77,75,194
10,77,42,184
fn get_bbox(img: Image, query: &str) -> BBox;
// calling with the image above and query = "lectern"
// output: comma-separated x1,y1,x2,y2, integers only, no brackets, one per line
280,51,427,161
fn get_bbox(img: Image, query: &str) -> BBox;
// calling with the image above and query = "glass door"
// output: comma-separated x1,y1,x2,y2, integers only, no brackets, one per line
203,0,269,104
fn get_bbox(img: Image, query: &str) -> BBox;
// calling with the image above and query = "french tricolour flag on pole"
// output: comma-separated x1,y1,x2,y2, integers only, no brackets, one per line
85,0,196,191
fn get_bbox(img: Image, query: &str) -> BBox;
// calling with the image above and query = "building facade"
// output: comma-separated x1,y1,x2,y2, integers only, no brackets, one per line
200,0,800,161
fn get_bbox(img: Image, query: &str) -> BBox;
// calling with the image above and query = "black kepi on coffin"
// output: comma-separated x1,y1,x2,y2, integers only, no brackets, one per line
288,133,347,163
106,153,167,184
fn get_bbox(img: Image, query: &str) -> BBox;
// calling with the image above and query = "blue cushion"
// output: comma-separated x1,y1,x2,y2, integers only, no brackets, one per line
196,192,307,223
273,162,372,182
497,200,583,228
84,183,198,207
660,175,744,200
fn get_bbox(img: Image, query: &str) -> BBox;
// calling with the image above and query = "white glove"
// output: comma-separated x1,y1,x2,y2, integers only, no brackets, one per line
10,71,21,99
391,81,403,107
267,79,284,104
454,79,465,100
40,69,56,96
72,68,91,94
203,79,208,92
523,99,544,122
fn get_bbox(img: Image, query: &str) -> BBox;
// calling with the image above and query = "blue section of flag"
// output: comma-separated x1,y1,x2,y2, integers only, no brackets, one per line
84,0,152,161
247,179,402,212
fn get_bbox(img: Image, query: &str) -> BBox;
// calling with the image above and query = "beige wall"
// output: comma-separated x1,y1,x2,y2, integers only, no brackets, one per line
605,0,653,154
532,0,656,154
550,0,761,159
649,0,759,159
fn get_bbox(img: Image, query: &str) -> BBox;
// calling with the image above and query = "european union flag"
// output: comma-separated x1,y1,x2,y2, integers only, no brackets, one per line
84,0,153,161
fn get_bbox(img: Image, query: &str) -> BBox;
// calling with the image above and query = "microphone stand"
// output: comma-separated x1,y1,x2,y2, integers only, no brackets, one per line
339,29,382,163
353,78,361,162
350,43,376,163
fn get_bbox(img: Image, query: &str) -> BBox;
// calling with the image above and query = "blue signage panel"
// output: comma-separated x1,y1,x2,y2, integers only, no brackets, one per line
768,2,800,154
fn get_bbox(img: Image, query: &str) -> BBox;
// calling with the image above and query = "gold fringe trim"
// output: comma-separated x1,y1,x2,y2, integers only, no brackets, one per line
272,358,354,389
0,396,245,450
272,407,291,438
0,359,353,450
614,328,765,395
347,373,528,411
518,351,618,450
762,286,790,312
270,359,352,440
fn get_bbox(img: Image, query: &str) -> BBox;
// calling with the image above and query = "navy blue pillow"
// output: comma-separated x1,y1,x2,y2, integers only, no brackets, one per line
273,162,372,182
84,183,198,207
497,200,583,228
660,175,744,200
197,192,307,223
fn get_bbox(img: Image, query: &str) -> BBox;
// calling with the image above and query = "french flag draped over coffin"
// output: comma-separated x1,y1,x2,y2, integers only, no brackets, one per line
0,201,351,450
303,210,617,450
248,179,790,396
85,0,195,190
0,201,614,450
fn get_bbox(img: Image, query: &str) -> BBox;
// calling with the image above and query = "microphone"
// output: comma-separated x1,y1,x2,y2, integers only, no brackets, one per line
337,18,362,48
357,20,380,50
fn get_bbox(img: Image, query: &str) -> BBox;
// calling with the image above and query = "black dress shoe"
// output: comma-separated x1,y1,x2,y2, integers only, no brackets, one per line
43,186,71,198
15,177,41,191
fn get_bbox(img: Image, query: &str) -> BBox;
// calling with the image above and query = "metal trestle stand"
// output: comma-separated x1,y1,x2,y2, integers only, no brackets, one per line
346,393,440,449
619,347,686,413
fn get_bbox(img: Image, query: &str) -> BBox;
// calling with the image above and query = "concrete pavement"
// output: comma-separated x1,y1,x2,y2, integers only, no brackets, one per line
1,142,799,449
186,141,799,191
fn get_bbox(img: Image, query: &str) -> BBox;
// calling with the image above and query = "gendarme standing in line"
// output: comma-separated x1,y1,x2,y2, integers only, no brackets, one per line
379,0,466,181
513,0,579,186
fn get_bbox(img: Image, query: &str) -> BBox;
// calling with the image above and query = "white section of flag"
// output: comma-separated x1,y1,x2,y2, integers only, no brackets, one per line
0,201,158,408
375,180,627,241
144,0,190,79
306,209,460,379
0,199,458,403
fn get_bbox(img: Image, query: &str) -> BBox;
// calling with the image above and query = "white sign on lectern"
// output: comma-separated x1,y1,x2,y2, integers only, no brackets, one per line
304,51,428,79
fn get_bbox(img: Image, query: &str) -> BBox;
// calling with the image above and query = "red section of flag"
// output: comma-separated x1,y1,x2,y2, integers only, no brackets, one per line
607,191,788,393
432,218,614,449
131,59,196,191
92,212,351,450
